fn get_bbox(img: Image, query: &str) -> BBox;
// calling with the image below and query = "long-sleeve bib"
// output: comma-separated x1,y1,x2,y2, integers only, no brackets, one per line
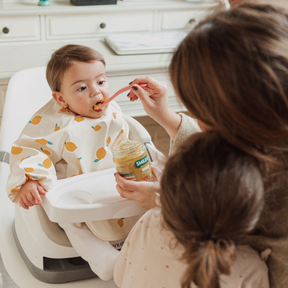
7,99,137,241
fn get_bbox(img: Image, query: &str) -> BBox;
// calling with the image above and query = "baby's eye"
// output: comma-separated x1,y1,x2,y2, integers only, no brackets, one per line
98,80,105,86
77,86,87,91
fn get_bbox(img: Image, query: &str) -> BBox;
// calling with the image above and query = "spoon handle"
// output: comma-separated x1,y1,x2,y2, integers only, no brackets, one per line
99,84,147,108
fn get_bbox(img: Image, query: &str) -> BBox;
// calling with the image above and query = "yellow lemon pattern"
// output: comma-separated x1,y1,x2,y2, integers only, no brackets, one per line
11,146,23,155
59,107,68,113
38,158,52,169
118,218,124,227
113,113,117,119
11,187,20,193
94,147,106,163
29,116,42,125
40,147,51,156
91,125,102,131
106,136,111,146
54,124,60,131
35,138,53,145
65,142,77,152
24,167,34,173
74,116,84,122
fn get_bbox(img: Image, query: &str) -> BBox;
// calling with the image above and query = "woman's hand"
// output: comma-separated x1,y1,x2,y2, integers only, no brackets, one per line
115,165,162,211
128,76,182,139
18,179,46,209
128,76,169,121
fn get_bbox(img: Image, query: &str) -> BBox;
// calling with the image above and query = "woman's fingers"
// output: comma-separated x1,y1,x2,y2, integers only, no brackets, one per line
150,165,163,181
115,172,161,210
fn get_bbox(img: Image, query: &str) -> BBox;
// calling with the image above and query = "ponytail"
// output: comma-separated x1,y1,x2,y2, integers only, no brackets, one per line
160,131,264,288
181,239,235,288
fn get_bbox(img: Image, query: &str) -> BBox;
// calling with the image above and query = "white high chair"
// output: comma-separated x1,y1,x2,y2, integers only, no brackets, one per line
0,67,159,288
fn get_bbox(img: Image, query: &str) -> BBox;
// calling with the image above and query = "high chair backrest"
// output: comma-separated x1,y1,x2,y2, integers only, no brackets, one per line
0,67,52,153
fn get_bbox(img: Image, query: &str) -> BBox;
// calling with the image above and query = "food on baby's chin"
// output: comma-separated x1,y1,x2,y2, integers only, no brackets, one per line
112,139,153,182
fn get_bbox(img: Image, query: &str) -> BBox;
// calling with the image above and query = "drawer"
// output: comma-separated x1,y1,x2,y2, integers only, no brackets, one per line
108,73,186,117
46,12,154,40
0,16,41,42
159,9,211,31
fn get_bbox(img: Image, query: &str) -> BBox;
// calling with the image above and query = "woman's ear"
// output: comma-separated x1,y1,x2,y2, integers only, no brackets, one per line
52,91,67,108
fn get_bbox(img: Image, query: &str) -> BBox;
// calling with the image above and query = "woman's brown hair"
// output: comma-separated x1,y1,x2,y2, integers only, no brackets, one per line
161,131,264,288
46,44,105,92
169,4,288,163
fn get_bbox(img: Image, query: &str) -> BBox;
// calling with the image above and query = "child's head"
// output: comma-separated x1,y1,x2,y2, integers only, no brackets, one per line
160,131,264,288
46,44,109,119
170,4,288,159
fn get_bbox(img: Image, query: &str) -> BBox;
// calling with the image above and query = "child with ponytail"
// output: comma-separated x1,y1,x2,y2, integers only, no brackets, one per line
114,131,269,288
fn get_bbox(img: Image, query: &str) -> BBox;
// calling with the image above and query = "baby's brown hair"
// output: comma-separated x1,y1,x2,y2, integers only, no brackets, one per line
46,44,105,92
161,131,264,288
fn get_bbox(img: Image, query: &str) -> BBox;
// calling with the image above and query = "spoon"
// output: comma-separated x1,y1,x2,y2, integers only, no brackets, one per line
94,84,147,111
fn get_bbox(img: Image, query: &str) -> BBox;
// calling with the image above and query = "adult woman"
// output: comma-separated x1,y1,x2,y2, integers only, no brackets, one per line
115,3,288,288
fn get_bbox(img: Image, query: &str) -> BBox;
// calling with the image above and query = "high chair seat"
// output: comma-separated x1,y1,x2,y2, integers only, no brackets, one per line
0,66,161,287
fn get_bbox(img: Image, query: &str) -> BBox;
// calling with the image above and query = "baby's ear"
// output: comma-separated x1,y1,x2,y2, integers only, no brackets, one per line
52,91,67,108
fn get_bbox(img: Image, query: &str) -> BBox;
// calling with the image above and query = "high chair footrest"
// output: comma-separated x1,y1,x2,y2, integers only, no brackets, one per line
13,221,97,283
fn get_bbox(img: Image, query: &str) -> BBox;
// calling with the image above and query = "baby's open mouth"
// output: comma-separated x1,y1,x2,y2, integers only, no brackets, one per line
93,101,103,112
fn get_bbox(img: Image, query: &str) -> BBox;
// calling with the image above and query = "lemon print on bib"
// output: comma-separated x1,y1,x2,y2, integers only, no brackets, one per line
106,137,111,146
29,116,42,125
11,187,20,193
24,167,34,173
35,138,53,146
92,125,101,131
113,113,117,119
94,147,106,163
118,218,124,227
65,142,77,152
40,147,51,156
74,116,84,122
60,107,68,113
54,124,60,131
11,146,23,155
38,158,52,169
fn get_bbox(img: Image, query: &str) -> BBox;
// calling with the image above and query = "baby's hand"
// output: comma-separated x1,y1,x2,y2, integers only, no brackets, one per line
19,179,46,210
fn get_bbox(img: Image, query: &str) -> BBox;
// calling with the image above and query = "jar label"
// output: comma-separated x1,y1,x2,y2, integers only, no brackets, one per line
134,155,149,168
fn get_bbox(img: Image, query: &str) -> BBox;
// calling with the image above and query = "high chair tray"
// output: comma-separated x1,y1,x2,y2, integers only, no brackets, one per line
41,168,145,224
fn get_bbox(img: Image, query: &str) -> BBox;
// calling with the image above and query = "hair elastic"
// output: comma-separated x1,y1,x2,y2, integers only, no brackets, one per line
201,234,218,243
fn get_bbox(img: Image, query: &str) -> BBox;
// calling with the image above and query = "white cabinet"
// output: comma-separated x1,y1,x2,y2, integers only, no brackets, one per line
159,9,211,30
0,16,41,42
46,11,154,39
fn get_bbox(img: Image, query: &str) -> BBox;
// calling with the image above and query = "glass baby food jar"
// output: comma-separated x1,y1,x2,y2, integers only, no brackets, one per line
112,139,153,182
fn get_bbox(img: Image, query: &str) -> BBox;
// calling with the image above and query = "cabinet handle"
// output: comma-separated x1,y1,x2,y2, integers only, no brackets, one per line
189,19,196,24
2,27,9,34
100,23,106,29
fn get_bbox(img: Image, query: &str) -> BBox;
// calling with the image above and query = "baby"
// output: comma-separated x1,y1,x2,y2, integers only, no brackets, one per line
6,44,141,280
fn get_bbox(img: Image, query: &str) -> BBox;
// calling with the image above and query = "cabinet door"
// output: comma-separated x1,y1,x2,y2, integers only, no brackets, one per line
159,9,212,31
46,11,154,40
107,73,186,117
0,85,7,128
0,16,41,42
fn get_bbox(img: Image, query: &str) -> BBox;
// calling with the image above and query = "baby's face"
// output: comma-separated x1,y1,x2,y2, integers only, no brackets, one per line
59,60,110,119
